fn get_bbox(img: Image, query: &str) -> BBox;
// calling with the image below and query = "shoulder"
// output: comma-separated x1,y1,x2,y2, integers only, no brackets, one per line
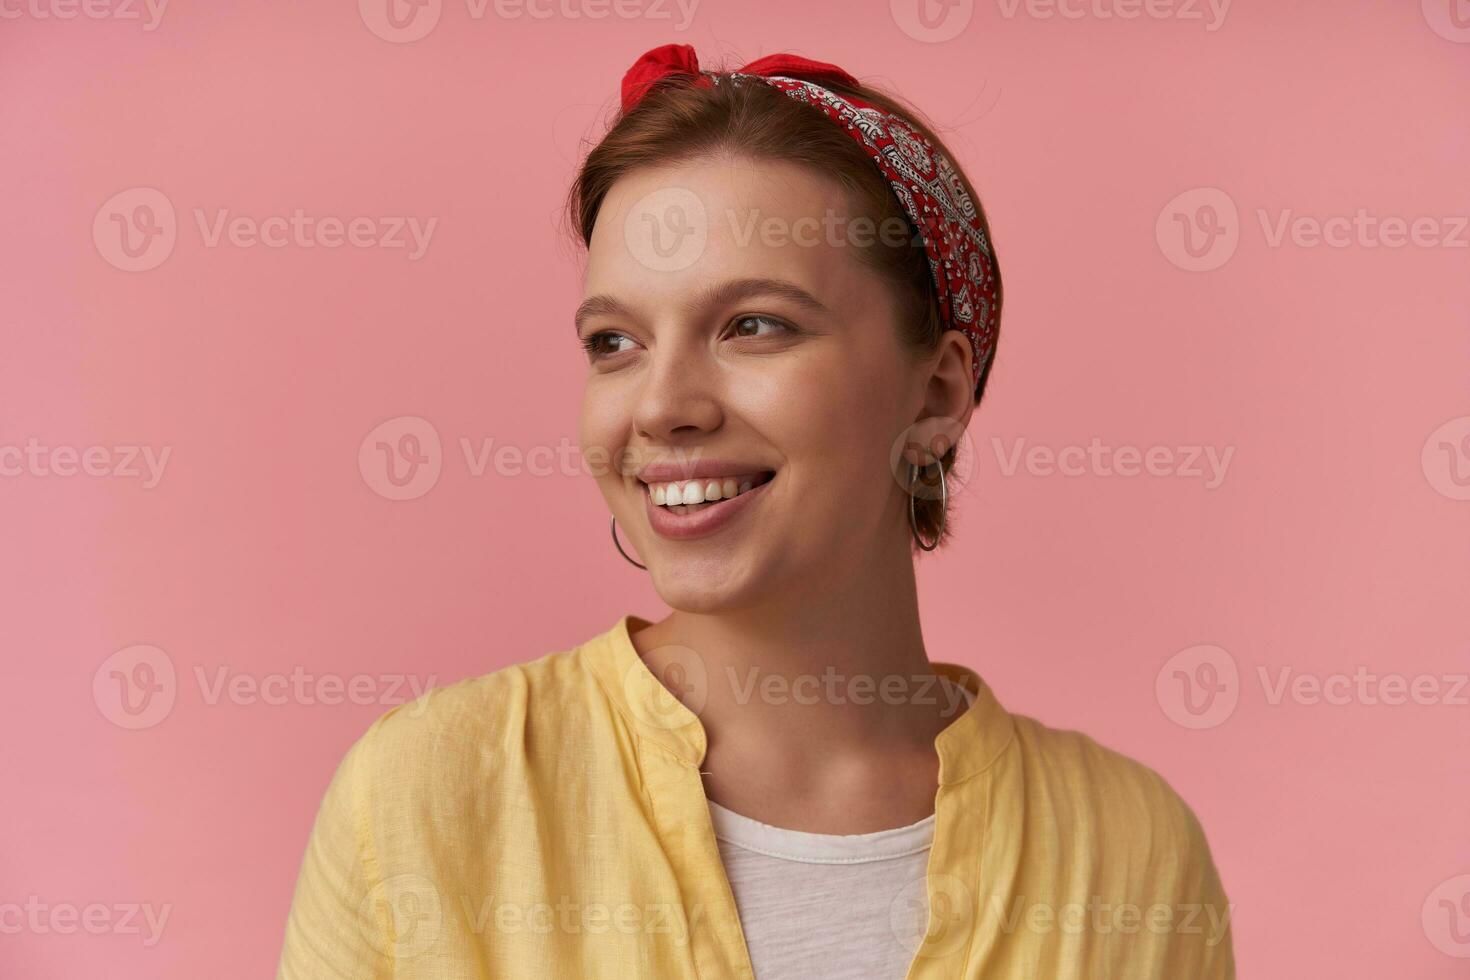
1006,713,1224,889
985,712,1235,974
331,643,599,800
1011,714,1196,815
280,644,609,974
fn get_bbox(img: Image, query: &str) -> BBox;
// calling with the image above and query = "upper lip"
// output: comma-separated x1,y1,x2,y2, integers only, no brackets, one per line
635,460,776,484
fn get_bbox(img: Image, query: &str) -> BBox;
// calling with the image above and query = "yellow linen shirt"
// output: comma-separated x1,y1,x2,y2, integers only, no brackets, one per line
277,614,1236,978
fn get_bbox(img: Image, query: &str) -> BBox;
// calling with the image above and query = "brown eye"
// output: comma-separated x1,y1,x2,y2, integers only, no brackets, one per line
581,331,636,359
730,315,791,339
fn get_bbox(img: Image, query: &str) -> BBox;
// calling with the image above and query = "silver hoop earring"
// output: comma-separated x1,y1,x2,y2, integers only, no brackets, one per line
907,460,947,552
610,515,648,570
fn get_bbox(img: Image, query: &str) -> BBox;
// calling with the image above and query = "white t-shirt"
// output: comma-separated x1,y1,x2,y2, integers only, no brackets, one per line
708,799,935,979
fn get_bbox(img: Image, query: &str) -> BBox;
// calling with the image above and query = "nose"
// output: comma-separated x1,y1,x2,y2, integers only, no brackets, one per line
631,334,724,444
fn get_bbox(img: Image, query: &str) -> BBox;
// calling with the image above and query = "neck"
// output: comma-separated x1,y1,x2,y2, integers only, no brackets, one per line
630,534,966,831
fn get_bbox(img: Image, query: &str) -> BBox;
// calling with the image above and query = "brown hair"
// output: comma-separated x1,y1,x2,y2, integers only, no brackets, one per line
567,66,1002,550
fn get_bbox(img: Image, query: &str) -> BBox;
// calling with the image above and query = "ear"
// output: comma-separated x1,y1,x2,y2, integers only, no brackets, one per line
902,329,975,468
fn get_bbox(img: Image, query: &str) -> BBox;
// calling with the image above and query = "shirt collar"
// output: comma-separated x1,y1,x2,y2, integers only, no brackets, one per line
583,614,1015,785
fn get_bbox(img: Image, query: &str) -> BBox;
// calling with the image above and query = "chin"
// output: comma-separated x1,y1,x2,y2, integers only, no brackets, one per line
648,555,769,615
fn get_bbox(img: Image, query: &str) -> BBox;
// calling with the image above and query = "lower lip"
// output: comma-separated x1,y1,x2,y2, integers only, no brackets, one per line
643,476,773,542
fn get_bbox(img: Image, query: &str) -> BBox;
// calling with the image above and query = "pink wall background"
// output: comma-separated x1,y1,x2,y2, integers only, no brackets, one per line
3,1,1467,976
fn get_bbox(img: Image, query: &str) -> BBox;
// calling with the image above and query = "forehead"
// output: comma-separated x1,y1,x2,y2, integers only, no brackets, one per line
583,155,879,306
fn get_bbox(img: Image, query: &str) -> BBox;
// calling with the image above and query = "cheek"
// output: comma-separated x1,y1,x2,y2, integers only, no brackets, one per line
579,382,628,483
773,378,900,498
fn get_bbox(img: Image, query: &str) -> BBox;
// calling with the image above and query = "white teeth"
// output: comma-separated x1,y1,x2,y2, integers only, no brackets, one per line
646,474,769,509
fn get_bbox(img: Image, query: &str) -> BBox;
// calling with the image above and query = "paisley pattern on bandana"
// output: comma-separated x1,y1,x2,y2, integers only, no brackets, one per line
732,74,999,389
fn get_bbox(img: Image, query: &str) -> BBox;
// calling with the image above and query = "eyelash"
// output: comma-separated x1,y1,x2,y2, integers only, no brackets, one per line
579,315,794,360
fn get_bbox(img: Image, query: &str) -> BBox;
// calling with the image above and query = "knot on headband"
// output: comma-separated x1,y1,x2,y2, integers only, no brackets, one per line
620,43,859,114
617,43,999,392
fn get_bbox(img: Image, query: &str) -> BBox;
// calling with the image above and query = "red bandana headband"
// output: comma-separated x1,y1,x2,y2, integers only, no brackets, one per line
620,43,999,392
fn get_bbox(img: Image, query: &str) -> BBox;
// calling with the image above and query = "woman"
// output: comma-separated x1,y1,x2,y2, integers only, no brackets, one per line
277,44,1235,979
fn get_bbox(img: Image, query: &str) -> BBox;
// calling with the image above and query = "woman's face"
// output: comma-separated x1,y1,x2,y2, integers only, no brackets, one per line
578,155,965,612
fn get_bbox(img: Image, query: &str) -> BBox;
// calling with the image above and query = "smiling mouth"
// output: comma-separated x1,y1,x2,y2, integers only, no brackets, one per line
643,470,777,515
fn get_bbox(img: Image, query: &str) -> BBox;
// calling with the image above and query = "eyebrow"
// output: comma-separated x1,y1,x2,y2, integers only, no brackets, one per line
574,277,830,334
